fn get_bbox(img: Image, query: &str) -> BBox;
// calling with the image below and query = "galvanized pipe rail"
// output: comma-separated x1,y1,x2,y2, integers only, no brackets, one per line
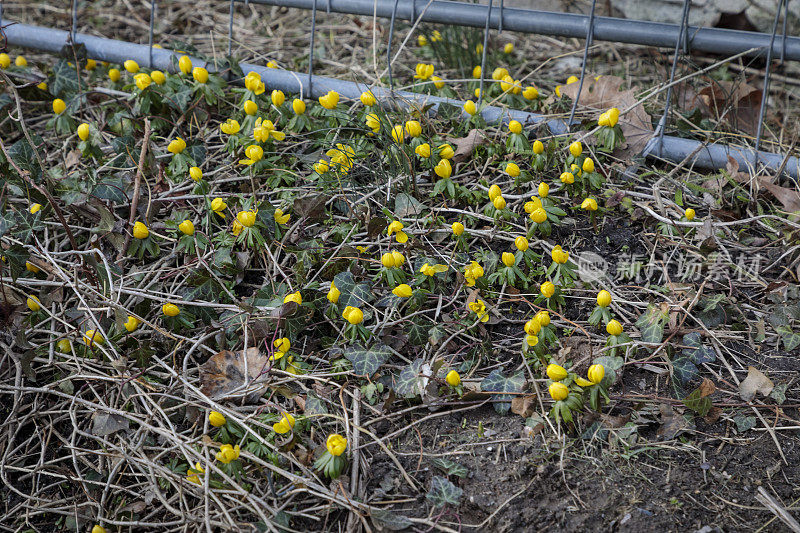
4,21,798,178
239,0,800,61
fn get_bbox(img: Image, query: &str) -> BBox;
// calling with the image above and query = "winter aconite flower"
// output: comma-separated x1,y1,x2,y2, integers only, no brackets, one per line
326,434,347,456
538,182,549,197
319,90,339,109
132,221,149,239
27,295,41,312
83,330,104,347
124,315,140,332
504,42,514,54
293,99,306,115
492,67,509,81
598,107,620,127
108,68,121,82
124,59,139,73
464,100,477,115
560,172,575,184
414,63,434,80
533,140,544,155
179,220,195,236
237,211,257,228
415,143,431,159
52,99,66,115
607,319,623,336
0,53,9,68
77,123,90,141
588,364,605,384
391,124,404,144
284,292,302,305
549,382,569,401
57,339,71,353
168,138,186,154
685,208,696,221
220,119,241,135
508,120,522,134
530,207,547,224
192,67,209,83
472,65,481,78
273,412,296,434
162,303,180,317
244,71,265,94
327,281,341,303
523,86,539,100
468,300,489,323
569,141,582,157
536,310,550,326
178,55,192,74
189,167,203,181
216,444,240,464
186,462,204,484
387,220,408,244
464,261,484,286
501,252,515,267
392,284,413,298
597,290,611,307
435,159,452,179
446,370,461,386
420,263,448,277
582,158,595,173
209,411,226,427
581,198,598,211
405,120,422,138
551,245,569,264
505,162,520,177
540,281,555,298
151,70,166,84
452,222,464,236
366,113,380,134
492,196,507,210
360,91,376,106
546,364,568,381
439,144,454,160
515,236,529,251
240,144,264,166
342,306,364,325
30,203,42,214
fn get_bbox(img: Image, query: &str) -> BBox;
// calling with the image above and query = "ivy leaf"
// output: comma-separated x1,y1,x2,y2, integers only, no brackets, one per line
592,355,624,386
636,304,667,344
681,332,716,364
776,325,800,351
52,59,81,96
344,343,391,376
370,509,413,531
732,412,756,433
770,383,788,404
671,355,699,384
12,210,44,245
3,244,30,282
0,210,18,238
304,392,328,415
395,358,431,398
425,476,463,508
394,192,425,218
333,271,372,309
681,387,711,416
92,175,129,204
187,143,206,166
7,135,44,182
430,458,468,478
406,317,431,346
480,369,525,414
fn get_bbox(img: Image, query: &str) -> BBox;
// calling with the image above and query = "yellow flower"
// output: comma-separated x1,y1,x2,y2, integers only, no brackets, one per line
583,158,595,173
488,184,502,201
27,295,41,312
124,59,139,73
569,141,582,157
108,68,121,82
501,252,515,267
167,138,186,154
244,71,265,94
284,291,302,305
326,433,347,456
392,284,413,298
468,299,489,323
270,89,285,107
508,120,522,134
360,91,376,106
500,75,515,93
415,143,431,159
151,70,166,84
452,222,464,236
492,195,506,210
342,306,363,325
14,55,26,66
220,118,241,135
387,220,404,237
464,100,477,115
588,364,605,384
418,35,428,47
524,317,541,336
319,90,340,109
599,107,620,127
30,203,42,214
540,281,555,298
405,120,422,138
209,411,227,427
581,198,598,211
515,236,528,251
133,73,151,90
524,198,541,214
560,172,575,184
189,166,203,181
472,65,482,79
505,162,520,177
186,462,204,485
52,99,66,115
0,53,9,68
177,219,196,238
162,303,180,317
546,364,568,381
92,525,107,533
267,60,278,69
446,370,461,386
523,86,539,100
549,382,569,401
566,75,579,84
537,183,549,198
241,99,258,116
435,159,452,179
77,123,90,141
474,88,481,99
57,339,72,353
231,220,243,236
240,144,264,166
391,251,405,266
83,330,104,347
176,55,192,74
293,98,306,115
211,197,227,217
124,315,140,332
532,140,544,155
536,310,551,326
216,444,240,464
530,207,547,224
438,144,454,160
504,42,514,54
273,412,296,434
431,75,445,89
607,319,623,336
597,290,612,308
685,208,696,221
551,245,569,264
192,67,208,83
274,208,290,225
420,263,448,276
391,124,404,144
381,252,396,268
464,261,484,286
365,113,380,133
414,63,434,80
492,67,508,81
237,210,257,228
37,81,48,91
132,221,149,239
327,281,341,303
475,43,483,54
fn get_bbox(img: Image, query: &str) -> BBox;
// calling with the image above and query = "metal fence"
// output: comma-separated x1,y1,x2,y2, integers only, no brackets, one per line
1,0,798,177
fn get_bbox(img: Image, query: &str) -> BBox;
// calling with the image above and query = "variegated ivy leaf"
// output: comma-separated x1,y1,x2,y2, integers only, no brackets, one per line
480,369,525,414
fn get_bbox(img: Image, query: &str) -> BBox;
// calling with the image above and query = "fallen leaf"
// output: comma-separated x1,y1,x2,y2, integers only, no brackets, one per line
759,181,800,216
199,347,271,401
293,193,329,223
511,395,537,418
657,403,692,439
699,378,716,398
447,128,486,163
91,412,130,437
560,75,653,156
738,366,774,402
703,406,722,425
696,81,763,136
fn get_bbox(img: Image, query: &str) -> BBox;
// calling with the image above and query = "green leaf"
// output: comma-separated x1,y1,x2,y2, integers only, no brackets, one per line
480,369,525,414
0,209,18,238
304,392,328,415
681,332,716,364
52,59,81,96
395,359,431,398
394,192,425,218
671,355,699,384
11,210,44,244
92,175,129,204
592,355,623,386
732,412,756,433
3,244,29,281
770,383,788,404
636,304,667,344
406,318,431,346
370,509,413,531
334,271,373,309
681,387,711,416
7,135,44,182
430,457,467,478
776,325,800,351
187,143,206,166
425,476,463,508
344,343,391,376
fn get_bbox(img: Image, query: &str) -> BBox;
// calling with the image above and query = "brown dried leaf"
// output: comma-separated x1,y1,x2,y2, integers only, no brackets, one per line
447,129,487,163
560,75,653,156
738,366,774,402
657,403,692,440
697,81,763,135
699,377,716,398
511,395,537,418
199,347,271,401
760,181,800,215
293,193,329,223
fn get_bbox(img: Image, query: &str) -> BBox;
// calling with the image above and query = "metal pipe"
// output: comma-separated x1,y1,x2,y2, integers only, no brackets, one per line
237,0,800,61
4,22,798,178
